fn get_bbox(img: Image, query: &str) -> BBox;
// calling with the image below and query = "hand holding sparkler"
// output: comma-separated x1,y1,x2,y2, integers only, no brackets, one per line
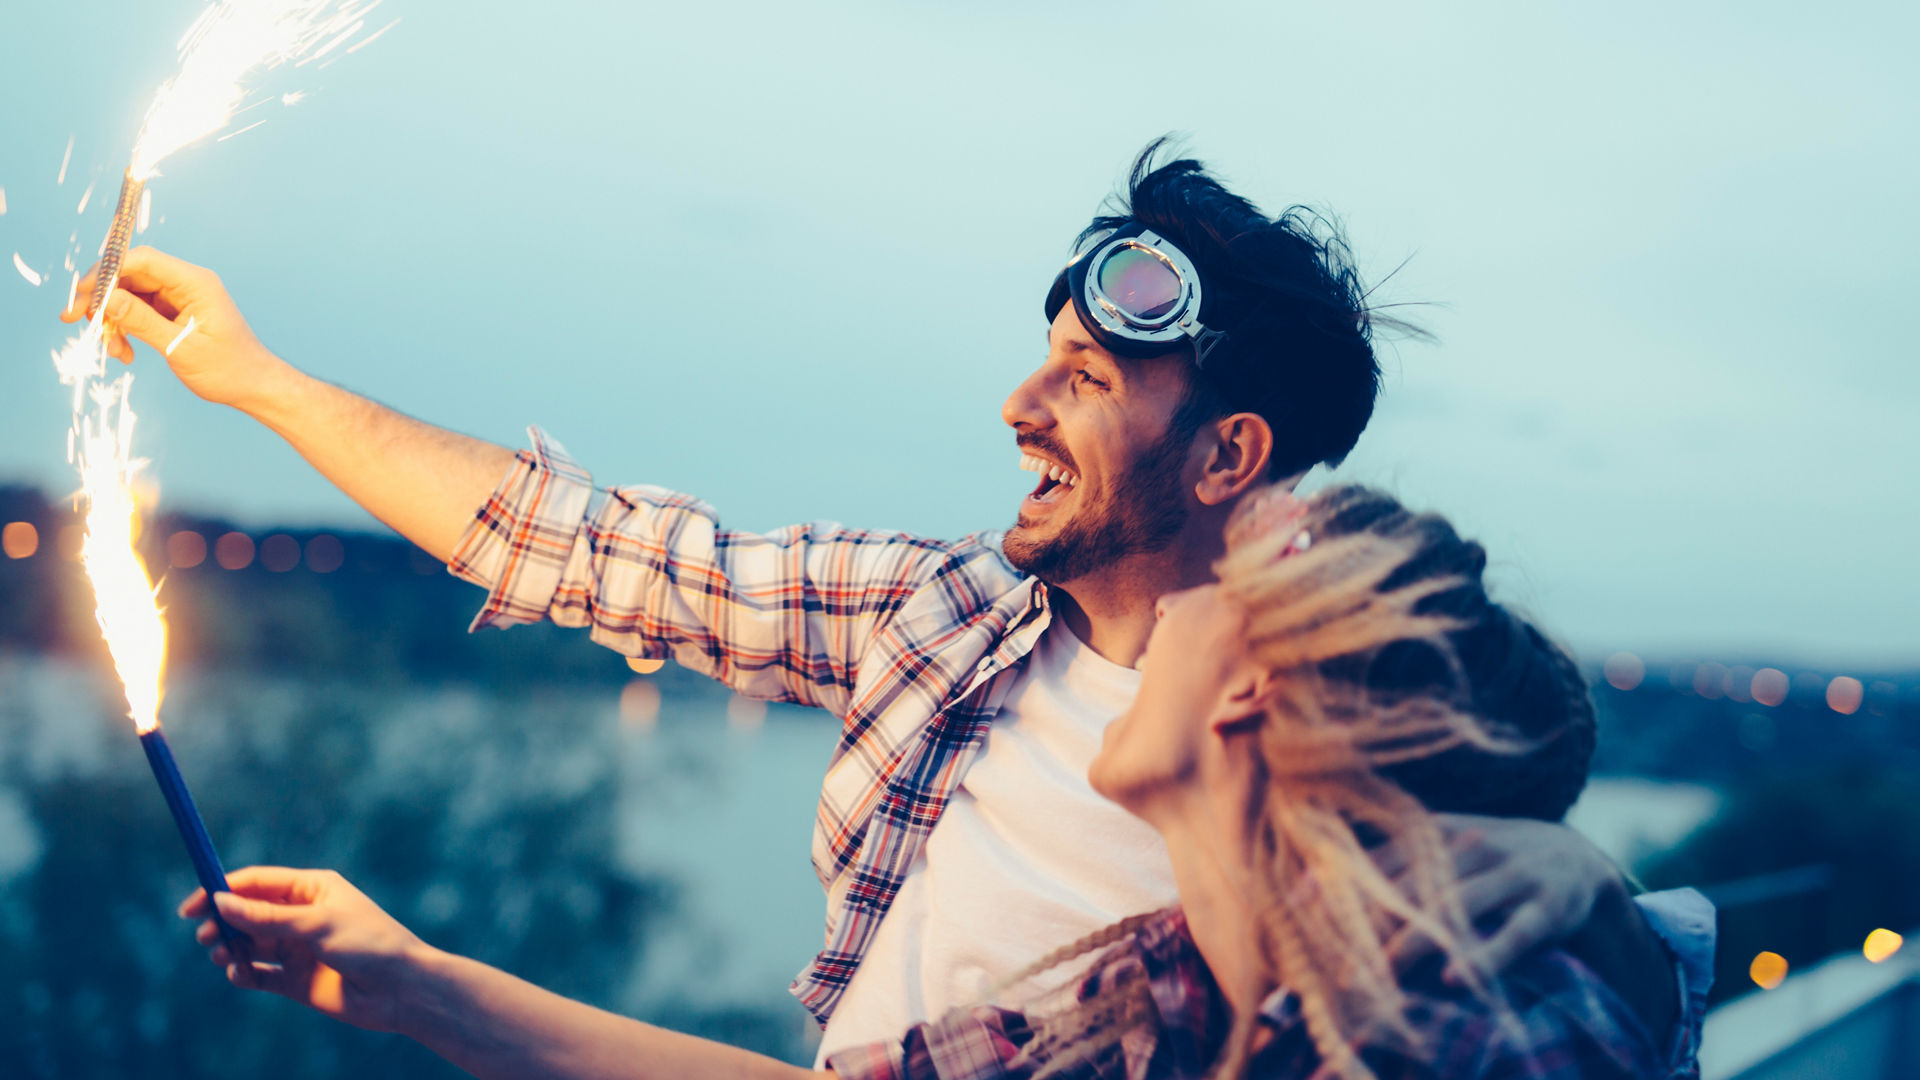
181,866,429,1033
184,868,823,1080
64,246,287,404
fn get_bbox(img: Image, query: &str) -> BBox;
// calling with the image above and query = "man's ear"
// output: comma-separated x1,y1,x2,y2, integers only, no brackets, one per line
1194,412,1275,507
1210,666,1273,736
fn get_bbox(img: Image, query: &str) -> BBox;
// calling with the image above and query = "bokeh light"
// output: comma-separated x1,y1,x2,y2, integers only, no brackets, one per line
1751,667,1789,707
260,534,301,573
305,534,344,574
1827,676,1864,715
1864,929,1904,964
2,521,39,559
626,656,666,675
1694,662,1729,700
727,693,767,731
1750,951,1789,990
214,531,255,570
1603,651,1645,691
1724,665,1756,704
166,529,206,569
619,679,661,731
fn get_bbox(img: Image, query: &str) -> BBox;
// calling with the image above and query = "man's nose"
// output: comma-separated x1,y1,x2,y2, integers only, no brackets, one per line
1001,364,1054,431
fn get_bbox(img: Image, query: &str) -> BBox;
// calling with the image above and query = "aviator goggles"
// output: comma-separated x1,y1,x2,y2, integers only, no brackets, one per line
1044,222,1232,371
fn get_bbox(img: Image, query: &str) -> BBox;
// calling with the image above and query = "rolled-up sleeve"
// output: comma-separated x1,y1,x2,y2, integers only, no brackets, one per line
827,1006,1033,1080
449,427,598,629
448,427,953,715
1631,888,1717,1078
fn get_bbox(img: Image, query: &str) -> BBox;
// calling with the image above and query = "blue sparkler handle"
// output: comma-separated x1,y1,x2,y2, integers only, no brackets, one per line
140,728,251,958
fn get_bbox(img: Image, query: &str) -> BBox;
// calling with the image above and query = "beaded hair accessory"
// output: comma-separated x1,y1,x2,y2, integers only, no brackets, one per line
1230,484,1314,558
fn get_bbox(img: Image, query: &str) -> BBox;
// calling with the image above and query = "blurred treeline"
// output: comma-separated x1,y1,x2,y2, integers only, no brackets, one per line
0,484,704,691
0,485,809,1078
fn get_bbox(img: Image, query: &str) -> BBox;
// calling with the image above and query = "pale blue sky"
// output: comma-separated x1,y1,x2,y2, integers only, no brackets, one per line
3,0,1915,666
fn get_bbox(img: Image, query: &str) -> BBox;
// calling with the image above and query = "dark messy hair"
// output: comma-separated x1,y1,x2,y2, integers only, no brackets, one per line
1292,484,1596,824
1078,140,1400,479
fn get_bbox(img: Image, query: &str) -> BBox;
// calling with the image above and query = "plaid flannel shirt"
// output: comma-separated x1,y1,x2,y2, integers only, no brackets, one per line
826,908,1675,1080
448,428,1714,1070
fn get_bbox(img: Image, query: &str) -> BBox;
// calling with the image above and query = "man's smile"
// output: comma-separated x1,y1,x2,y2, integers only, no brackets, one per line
1019,453,1081,514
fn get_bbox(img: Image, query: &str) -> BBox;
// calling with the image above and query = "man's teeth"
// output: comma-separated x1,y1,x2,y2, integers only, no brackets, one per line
1018,454,1078,488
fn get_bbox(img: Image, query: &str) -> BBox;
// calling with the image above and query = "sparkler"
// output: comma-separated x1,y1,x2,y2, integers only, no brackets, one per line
49,0,388,964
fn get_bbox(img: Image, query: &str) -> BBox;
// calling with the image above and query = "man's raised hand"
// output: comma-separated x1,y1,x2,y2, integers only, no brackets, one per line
62,245,286,410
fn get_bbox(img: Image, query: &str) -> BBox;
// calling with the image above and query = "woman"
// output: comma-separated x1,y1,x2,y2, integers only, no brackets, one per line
182,485,1665,1079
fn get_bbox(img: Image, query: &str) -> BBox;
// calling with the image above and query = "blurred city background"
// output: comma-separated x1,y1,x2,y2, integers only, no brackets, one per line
3,1,1916,1077
2,501,1916,1077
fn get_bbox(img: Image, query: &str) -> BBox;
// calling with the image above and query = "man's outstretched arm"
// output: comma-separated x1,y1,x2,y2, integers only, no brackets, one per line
64,246,514,562
67,247,963,717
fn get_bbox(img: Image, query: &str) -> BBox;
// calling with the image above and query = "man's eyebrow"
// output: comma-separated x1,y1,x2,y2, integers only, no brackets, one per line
1044,329,1121,382
1044,328,1095,355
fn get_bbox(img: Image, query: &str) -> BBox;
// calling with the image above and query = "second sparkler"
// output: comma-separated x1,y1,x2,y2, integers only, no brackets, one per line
139,722,250,957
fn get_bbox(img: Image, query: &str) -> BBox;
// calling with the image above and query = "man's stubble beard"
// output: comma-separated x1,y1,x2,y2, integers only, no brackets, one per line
1002,422,1192,586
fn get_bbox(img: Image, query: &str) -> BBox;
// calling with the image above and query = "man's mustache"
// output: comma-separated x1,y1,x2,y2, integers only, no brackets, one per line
1016,432,1078,475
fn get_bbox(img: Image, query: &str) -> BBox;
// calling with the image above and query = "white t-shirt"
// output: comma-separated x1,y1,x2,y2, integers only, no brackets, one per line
815,619,1179,1063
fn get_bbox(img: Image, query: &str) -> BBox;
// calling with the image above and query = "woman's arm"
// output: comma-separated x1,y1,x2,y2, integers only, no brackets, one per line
183,867,819,1080
399,948,814,1080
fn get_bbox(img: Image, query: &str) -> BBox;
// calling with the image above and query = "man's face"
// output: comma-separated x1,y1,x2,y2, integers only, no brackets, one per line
999,304,1198,584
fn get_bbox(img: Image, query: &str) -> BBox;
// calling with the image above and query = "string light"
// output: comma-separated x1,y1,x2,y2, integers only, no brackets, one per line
1750,951,1789,990
1864,929,1903,964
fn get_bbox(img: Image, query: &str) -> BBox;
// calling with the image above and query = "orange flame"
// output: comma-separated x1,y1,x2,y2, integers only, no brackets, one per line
56,329,167,732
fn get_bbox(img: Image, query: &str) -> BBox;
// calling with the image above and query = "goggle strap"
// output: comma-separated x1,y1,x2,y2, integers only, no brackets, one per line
1191,327,1230,372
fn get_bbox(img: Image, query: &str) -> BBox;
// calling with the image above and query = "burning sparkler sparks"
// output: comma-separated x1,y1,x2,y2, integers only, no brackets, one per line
129,0,386,181
58,8,387,696
39,0,392,959
70,365,169,733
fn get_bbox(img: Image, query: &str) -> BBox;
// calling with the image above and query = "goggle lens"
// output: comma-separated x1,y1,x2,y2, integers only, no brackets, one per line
1095,245,1182,323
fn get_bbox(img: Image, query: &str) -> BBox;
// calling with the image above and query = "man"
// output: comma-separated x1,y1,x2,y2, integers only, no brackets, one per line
70,146,1711,1069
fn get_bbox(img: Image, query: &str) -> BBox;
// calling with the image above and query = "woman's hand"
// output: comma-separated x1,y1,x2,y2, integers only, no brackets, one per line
62,245,289,409
179,866,433,1034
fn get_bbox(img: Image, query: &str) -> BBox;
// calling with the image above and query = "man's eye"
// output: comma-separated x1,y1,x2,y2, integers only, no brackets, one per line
1076,369,1108,389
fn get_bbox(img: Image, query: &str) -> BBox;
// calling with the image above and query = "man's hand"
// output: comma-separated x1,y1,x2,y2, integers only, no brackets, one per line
62,245,288,410
1381,815,1680,1042
1392,816,1615,978
180,866,433,1034
59,244,515,562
